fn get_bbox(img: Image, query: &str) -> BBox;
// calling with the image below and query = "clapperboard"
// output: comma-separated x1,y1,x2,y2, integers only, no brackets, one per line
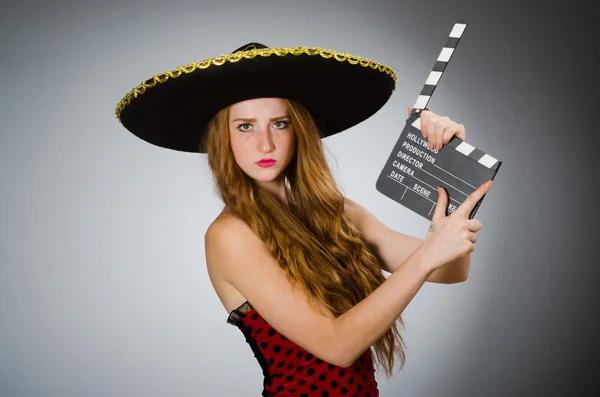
376,20,502,221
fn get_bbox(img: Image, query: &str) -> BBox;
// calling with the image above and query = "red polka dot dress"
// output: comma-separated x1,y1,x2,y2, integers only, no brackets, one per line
228,301,379,397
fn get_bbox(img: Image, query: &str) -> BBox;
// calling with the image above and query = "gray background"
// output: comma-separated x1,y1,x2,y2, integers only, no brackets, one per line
1,0,597,396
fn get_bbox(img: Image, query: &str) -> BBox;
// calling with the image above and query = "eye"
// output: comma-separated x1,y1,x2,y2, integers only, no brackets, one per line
237,123,252,132
273,120,289,129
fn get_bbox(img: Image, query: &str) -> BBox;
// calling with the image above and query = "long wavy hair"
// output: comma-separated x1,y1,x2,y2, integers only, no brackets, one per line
203,99,406,376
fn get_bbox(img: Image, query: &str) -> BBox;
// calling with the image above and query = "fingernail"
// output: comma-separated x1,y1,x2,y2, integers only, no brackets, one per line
486,180,492,187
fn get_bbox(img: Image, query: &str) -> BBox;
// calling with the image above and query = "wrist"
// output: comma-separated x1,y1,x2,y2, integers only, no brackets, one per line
411,245,437,278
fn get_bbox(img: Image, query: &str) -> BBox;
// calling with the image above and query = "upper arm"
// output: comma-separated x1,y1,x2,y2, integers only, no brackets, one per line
204,215,343,365
344,197,423,274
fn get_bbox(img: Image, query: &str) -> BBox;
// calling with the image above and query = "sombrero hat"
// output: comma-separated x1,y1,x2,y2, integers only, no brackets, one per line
115,42,397,153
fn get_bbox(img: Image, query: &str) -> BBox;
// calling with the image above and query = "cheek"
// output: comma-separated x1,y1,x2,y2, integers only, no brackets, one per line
230,137,248,165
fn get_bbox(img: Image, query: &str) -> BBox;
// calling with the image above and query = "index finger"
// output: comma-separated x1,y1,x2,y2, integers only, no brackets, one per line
455,180,493,217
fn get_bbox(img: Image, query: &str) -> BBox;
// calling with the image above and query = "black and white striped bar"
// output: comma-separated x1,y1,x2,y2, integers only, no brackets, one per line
376,19,502,221
413,20,467,111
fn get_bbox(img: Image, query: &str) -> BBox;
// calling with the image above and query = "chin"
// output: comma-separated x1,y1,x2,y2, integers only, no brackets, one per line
251,170,285,184
254,175,281,184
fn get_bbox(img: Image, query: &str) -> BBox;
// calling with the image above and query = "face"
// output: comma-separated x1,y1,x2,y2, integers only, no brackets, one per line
229,98,296,188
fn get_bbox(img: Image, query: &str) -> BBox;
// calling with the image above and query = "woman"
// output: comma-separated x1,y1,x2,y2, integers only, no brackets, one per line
116,42,491,396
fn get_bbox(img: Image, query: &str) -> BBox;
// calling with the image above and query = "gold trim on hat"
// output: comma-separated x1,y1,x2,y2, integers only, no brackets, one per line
115,46,397,123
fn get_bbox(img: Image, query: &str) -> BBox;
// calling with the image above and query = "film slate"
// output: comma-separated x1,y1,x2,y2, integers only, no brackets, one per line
376,20,502,221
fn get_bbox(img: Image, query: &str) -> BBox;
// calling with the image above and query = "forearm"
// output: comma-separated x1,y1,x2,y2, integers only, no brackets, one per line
427,253,471,283
332,246,432,367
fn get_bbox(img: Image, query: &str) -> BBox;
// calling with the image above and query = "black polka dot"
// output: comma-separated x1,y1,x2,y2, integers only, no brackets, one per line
286,375,294,382
359,356,365,363
305,353,314,361
300,394,308,397
354,366,360,374
268,358,274,365
289,389,296,394
321,391,329,397
357,384,363,392
276,385,284,392
251,313,259,320
307,368,315,376
362,374,367,382
268,329,276,337
366,392,371,397
297,380,306,386
338,369,346,377
255,328,263,334
341,387,348,395
349,376,354,384
280,335,288,340
273,345,281,353
318,374,326,381
287,363,293,369
277,361,285,368
330,380,338,387
328,364,335,370
310,384,318,391
296,351,304,359
316,359,324,365
261,342,268,349
285,348,293,356
296,365,304,372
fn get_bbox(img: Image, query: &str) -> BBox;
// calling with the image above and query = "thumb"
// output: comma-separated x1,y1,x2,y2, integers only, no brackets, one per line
432,186,448,220
407,106,413,117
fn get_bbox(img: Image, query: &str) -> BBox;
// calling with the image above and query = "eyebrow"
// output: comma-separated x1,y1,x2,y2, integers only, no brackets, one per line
231,115,290,122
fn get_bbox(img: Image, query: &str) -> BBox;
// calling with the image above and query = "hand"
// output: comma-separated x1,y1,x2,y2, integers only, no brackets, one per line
407,106,466,151
419,180,492,272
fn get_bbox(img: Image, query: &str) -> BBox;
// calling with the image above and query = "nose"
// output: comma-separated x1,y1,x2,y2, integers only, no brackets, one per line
256,128,275,153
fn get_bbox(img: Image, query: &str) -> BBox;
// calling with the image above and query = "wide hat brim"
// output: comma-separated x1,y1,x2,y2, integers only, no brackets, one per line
115,44,397,153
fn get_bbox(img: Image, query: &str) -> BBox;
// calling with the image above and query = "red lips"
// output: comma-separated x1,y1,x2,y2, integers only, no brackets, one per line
256,158,276,168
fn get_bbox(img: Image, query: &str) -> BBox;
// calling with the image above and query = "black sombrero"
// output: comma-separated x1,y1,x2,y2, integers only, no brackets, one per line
115,42,397,153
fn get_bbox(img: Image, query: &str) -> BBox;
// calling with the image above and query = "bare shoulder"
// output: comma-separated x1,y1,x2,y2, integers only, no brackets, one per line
343,196,381,233
205,212,256,253
342,196,423,273
343,195,407,236
342,195,420,243
204,211,341,363
204,212,248,265
343,196,368,226
204,212,258,313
